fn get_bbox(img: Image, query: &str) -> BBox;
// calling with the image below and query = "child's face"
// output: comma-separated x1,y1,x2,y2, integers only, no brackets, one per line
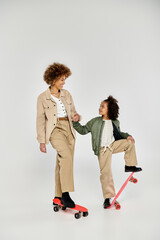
99,101,108,116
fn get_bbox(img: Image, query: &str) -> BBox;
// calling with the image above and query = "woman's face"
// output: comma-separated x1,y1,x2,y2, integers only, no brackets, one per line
53,75,66,90
99,101,108,116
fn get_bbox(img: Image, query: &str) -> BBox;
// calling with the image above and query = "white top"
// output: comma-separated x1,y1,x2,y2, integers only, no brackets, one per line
101,119,115,152
51,94,68,117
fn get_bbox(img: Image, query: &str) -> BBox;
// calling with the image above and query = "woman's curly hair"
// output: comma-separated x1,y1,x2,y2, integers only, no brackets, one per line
103,96,119,120
43,62,72,85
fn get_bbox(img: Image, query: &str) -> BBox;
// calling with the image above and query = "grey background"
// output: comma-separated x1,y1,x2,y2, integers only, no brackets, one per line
0,0,160,239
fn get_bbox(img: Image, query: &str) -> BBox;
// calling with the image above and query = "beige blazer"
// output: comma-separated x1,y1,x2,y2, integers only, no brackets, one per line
36,87,80,144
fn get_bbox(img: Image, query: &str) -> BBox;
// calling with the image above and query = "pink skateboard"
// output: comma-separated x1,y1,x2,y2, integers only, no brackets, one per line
53,198,89,219
106,172,138,210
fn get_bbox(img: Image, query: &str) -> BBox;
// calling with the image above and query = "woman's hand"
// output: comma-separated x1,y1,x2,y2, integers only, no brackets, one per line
72,113,80,122
40,143,47,153
127,136,135,143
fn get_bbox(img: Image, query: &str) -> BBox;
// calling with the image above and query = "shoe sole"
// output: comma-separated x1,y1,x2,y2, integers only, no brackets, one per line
61,200,75,208
125,169,142,172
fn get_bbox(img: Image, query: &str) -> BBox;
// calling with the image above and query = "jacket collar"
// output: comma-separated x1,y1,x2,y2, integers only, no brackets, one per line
100,116,113,122
100,116,115,123
45,86,65,100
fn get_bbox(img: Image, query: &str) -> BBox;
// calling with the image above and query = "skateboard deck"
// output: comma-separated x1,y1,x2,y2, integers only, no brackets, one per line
106,172,138,210
53,198,88,219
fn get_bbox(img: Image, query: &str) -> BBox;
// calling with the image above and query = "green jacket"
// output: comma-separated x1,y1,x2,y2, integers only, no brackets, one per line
72,116,131,156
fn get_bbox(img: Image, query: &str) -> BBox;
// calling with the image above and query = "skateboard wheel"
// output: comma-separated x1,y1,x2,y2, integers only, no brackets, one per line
115,202,121,210
75,213,81,219
62,206,66,210
83,211,88,217
133,178,138,183
53,206,59,212
115,204,121,210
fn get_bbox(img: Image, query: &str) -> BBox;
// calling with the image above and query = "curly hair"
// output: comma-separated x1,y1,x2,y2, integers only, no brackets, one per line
103,96,119,120
43,62,72,85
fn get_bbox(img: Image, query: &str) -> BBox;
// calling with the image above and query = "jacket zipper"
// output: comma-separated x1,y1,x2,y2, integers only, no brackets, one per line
97,119,105,155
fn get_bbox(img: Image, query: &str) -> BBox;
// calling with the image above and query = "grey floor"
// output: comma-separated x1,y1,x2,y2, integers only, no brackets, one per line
1,158,159,240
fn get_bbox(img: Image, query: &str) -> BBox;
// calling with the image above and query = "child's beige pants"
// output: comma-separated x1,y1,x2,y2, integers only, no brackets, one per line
49,119,75,197
98,139,138,199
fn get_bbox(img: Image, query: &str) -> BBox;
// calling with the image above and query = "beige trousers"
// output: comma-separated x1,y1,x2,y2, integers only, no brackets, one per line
49,119,75,197
98,139,138,199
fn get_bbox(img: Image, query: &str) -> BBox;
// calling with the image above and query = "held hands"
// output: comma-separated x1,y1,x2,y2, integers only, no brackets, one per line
127,136,135,143
40,143,47,153
72,113,80,122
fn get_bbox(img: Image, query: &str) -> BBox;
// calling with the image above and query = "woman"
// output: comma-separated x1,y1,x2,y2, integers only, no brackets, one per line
36,62,81,208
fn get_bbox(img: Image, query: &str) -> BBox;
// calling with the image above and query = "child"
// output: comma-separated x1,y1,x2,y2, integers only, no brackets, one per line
72,96,142,208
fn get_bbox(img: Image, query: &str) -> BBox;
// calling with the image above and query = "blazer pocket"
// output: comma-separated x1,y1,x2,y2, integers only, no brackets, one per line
44,105,54,119
66,100,72,105
44,105,54,109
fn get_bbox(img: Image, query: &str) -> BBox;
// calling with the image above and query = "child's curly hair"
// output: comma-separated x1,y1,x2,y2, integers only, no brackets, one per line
43,62,72,85
103,96,119,120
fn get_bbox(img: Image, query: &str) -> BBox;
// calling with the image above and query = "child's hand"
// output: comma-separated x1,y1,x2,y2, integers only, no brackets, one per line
127,136,135,143
72,113,80,122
